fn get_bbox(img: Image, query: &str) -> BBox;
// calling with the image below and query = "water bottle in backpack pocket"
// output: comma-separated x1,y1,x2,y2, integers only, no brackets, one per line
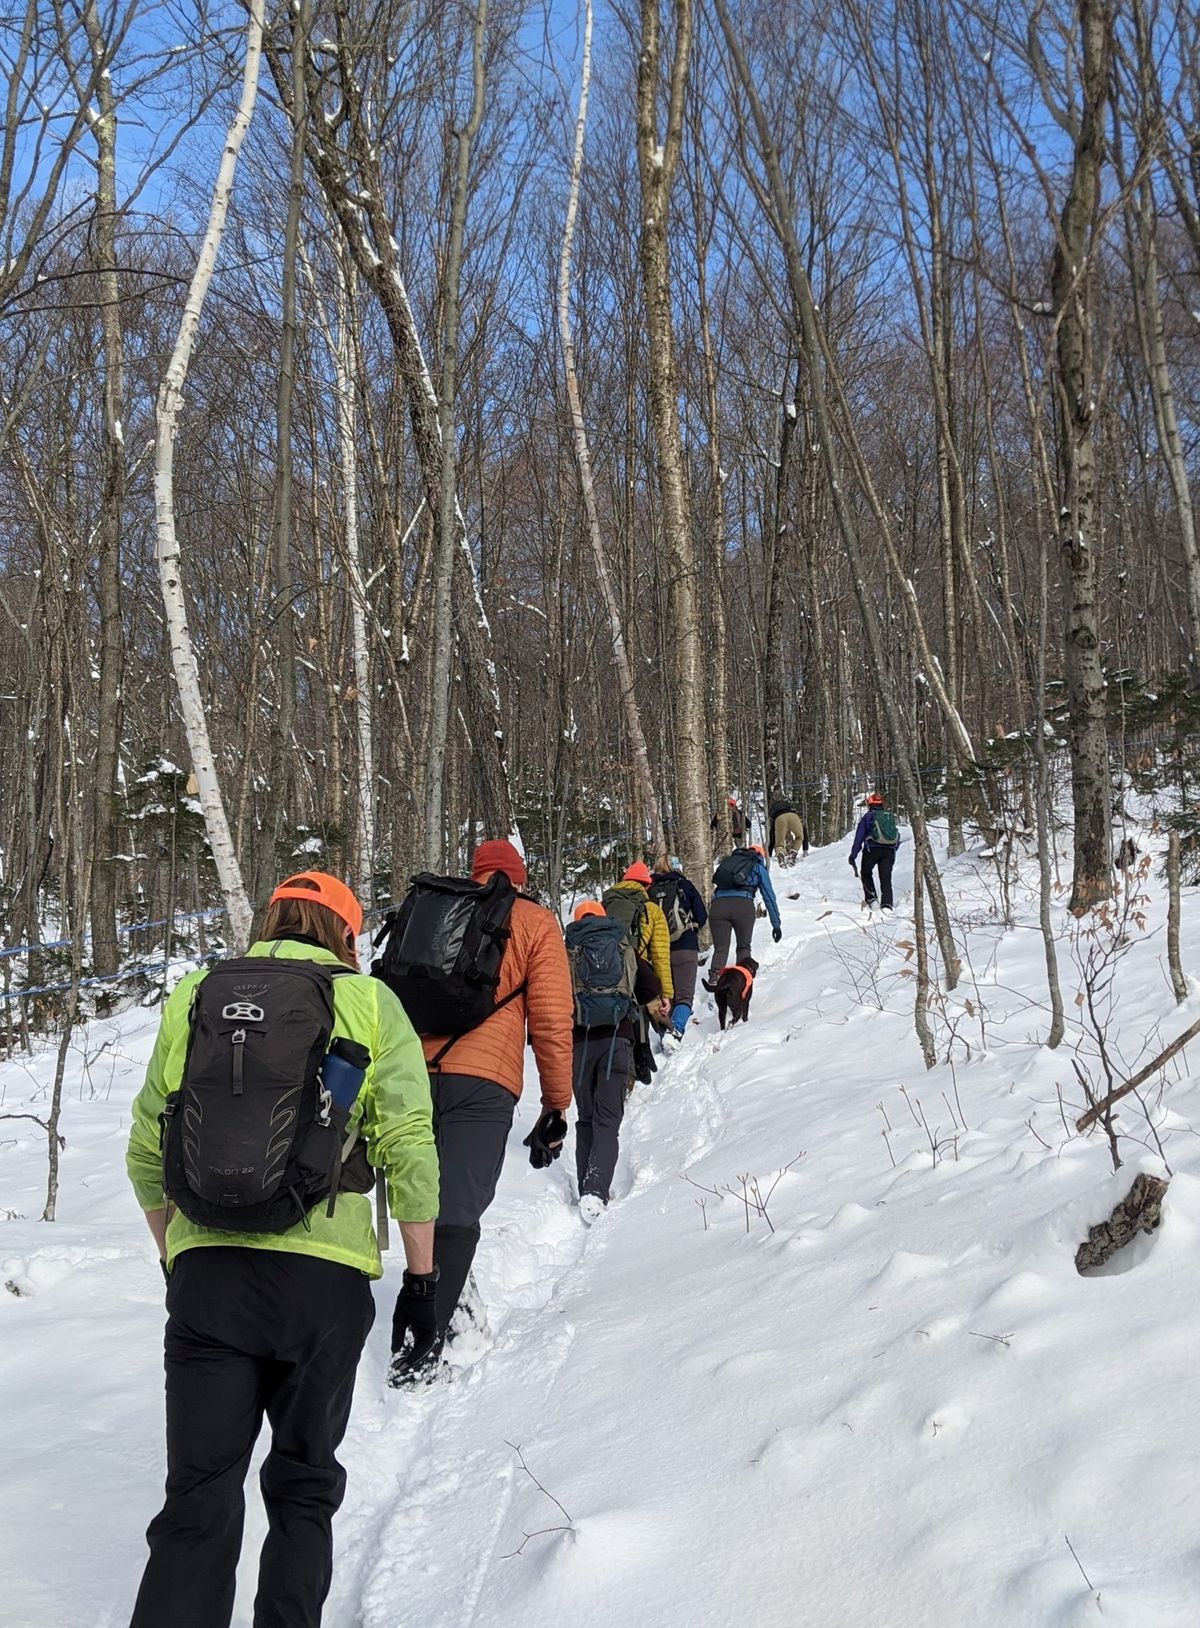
160,959,372,1233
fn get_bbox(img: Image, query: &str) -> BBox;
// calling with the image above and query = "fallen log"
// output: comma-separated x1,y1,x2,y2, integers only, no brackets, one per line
1075,1015,1200,1133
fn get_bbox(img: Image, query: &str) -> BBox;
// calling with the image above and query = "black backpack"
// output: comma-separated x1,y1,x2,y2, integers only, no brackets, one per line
713,848,760,891
160,958,373,1233
647,874,696,943
565,915,637,1029
371,872,521,1062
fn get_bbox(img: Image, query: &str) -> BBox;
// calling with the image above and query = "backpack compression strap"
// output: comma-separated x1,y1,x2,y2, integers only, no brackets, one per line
425,982,528,1071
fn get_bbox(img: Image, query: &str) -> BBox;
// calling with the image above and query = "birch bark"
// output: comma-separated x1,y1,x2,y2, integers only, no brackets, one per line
153,0,263,950
560,0,665,862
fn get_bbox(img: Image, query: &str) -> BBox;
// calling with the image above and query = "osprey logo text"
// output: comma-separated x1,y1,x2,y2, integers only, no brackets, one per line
222,1001,265,1023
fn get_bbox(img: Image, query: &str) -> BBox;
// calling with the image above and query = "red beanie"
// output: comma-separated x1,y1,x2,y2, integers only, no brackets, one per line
472,839,527,889
623,860,653,886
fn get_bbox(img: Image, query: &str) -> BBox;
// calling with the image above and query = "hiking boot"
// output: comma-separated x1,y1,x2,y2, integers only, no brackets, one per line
579,1193,605,1225
662,1028,682,1054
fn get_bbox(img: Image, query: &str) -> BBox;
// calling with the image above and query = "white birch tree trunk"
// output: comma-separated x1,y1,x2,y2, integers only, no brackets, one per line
153,0,263,951
336,259,374,907
559,0,665,861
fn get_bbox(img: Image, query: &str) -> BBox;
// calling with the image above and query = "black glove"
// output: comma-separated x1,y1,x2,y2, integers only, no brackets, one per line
772,926,782,943
390,1269,441,1370
523,1108,567,1169
849,857,858,876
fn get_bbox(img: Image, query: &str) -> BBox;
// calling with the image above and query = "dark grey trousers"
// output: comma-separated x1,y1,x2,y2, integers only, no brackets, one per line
573,1034,632,1204
670,947,699,1007
430,1073,516,1336
709,896,756,968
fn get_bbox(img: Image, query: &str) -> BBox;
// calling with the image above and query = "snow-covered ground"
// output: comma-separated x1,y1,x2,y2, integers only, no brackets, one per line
4,825,1200,1627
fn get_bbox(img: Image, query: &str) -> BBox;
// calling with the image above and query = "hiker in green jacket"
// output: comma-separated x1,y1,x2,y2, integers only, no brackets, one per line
126,871,438,1628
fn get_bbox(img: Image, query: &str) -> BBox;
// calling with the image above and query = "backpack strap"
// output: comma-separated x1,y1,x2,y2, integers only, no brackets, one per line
426,982,528,1071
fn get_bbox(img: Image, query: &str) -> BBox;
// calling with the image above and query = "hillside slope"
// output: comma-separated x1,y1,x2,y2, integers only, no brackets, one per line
3,828,1199,1627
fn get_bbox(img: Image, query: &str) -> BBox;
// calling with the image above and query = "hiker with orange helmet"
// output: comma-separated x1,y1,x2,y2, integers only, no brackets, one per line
126,871,437,1628
850,792,903,912
703,843,781,988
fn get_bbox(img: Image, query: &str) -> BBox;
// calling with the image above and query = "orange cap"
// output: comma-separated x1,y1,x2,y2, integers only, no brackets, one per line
573,900,606,921
751,844,766,858
622,861,653,886
269,871,364,938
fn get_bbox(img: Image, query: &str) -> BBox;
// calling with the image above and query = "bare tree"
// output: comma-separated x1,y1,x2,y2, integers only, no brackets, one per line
560,0,665,861
1046,0,1116,912
424,0,489,868
153,0,265,951
635,0,709,877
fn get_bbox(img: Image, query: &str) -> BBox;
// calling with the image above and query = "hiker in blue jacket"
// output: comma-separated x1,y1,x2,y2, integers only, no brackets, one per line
649,856,708,1047
850,792,902,912
703,845,781,988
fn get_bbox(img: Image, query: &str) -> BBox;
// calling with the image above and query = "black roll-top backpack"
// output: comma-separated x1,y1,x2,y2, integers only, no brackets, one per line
161,957,373,1232
370,871,522,1063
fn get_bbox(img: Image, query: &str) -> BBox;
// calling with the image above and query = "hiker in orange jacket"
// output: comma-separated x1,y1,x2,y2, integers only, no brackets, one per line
389,839,574,1385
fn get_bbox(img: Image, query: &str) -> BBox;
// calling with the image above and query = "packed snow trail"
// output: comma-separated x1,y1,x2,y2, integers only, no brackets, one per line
4,828,1200,1626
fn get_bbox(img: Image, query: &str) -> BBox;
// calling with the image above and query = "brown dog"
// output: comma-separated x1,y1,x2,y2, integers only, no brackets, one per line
715,956,758,1030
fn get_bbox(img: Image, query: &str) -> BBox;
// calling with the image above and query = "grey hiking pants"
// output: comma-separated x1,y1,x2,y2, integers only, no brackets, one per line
670,948,699,1008
429,1073,516,1337
573,1033,632,1204
709,895,756,970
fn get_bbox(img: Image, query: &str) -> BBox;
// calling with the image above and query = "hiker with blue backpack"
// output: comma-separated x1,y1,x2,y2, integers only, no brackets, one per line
703,844,781,989
565,901,662,1222
849,791,902,912
648,856,707,1049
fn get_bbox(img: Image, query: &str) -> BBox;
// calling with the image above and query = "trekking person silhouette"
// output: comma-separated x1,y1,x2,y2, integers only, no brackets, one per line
704,844,781,988
373,839,573,1385
849,792,902,912
127,871,438,1628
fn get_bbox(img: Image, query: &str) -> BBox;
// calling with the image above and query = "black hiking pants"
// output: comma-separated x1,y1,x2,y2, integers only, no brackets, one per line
573,1033,633,1204
424,1073,516,1338
861,845,896,909
709,895,756,970
130,1247,374,1628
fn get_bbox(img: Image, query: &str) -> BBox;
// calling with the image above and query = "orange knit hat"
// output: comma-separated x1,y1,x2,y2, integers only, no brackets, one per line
268,871,364,937
622,861,653,886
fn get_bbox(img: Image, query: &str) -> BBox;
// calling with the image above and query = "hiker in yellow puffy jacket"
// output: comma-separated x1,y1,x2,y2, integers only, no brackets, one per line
126,871,438,1628
605,862,674,1015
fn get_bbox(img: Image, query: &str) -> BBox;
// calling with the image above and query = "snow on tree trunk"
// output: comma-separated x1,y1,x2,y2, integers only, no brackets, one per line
560,0,665,864
423,0,489,871
152,0,263,953
336,260,374,909
1050,0,1114,916
636,0,709,883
